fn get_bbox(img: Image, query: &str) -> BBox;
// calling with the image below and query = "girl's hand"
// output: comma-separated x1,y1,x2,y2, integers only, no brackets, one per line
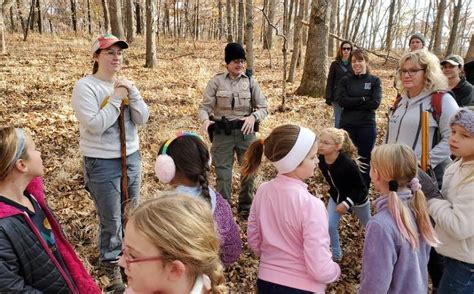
112,86,129,101
335,203,348,215
114,77,134,91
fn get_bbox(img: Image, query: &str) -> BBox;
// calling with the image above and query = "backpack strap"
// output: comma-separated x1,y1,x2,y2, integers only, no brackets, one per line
431,91,444,147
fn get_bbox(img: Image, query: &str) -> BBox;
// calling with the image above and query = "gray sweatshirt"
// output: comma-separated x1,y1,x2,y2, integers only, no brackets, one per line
386,90,458,167
72,75,149,158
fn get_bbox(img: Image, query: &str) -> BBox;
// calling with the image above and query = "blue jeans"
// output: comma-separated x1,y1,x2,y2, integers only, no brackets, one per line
332,102,343,129
84,151,141,262
327,197,371,259
257,279,313,294
438,257,474,294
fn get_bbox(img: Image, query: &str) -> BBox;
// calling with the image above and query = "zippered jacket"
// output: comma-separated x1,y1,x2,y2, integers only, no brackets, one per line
386,90,458,167
0,177,100,293
318,153,368,208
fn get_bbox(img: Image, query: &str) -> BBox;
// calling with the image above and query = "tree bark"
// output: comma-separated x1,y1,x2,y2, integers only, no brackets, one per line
70,0,77,32
328,0,336,56
16,0,25,33
384,0,396,50
125,0,134,42
288,0,304,82
245,0,254,73
1,0,16,53
237,0,244,44
432,0,446,55
296,0,331,97
35,0,41,34
102,0,111,33
87,0,92,34
263,0,275,49
110,0,125,39
351,0,368,42
218,0,223,39
225,0,232,41
445,0,461,56
145,0,156,68
135,1,142,34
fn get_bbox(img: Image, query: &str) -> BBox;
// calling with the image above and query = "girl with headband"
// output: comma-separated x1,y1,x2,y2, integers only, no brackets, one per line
242,124,340,293
428,107,474,293
154,131,241,267
0,127,100,293
359,144,438,293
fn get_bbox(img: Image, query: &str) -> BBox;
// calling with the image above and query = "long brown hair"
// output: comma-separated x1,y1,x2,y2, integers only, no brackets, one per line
336,41,353,61
351,48,370,73
92,49,101,74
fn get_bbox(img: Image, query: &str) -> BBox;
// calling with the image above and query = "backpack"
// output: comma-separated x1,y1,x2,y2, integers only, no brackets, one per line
389,91,449,188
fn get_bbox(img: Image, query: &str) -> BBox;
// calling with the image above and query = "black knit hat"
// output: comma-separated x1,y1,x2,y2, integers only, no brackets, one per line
225,43,246,64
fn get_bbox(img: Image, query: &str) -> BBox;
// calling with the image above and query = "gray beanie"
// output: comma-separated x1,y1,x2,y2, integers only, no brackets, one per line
409,33,426,46
450,108,474,135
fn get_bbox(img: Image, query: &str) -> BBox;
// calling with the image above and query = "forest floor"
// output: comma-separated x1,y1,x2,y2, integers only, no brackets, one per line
0,33,399,293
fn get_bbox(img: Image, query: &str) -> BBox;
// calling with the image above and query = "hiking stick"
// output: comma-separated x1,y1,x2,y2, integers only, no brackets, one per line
421,111,429,171
118,103,129,211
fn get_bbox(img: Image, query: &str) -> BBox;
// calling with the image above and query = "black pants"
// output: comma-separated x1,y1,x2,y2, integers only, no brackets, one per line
428,249,445,293
257,279,313,294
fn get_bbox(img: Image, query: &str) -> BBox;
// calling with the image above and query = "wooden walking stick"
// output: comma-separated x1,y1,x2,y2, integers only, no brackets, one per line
421,111,429,172
118,103,129,213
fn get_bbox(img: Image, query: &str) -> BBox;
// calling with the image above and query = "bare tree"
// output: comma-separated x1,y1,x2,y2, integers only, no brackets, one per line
384,0,396,50
145,0,156,68
328,0,337,56
135,1,142,35
263,0,275,49
245,0,254,73
431,0,446,55
87,0,92,34
16,0,25,33
0,0,16,53
237,0,243,44
102,0,111,33
35,0,41,34
109,0,125,39
125,0,134,42
225,0,232,41
351,0,368,42
218,0,223,39
288,0,304,82
296,0,331,97
445,0,462,56
70,0,77,32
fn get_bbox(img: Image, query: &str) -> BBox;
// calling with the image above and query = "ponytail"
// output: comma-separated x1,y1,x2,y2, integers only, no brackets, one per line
206,259,227,293
387,191,419,249
411,189,439,247
241,138,264,180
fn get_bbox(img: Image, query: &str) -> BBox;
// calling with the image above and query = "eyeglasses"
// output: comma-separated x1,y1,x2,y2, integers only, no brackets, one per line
121,247,163,270
231,59,246,64
342,47,352,51
399,68,424,77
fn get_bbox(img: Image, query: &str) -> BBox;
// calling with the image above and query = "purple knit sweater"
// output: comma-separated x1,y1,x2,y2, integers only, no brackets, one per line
359,190,430,294
175,185,241,267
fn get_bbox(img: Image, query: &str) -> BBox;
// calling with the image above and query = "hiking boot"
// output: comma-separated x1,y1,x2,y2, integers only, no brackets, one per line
101,262,126,294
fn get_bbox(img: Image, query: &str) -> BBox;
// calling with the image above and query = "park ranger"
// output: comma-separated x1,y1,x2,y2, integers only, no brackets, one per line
198,42,268,218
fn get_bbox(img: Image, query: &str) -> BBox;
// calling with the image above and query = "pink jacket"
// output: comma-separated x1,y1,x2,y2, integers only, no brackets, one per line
247,175,340,293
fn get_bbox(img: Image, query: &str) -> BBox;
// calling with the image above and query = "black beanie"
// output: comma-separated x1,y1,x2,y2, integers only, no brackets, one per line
225,43,246,64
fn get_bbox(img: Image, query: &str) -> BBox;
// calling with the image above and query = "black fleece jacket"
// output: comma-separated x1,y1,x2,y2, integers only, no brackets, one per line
318,153,369,208
337,72,382,128
325,59,352,104
452,77,474,106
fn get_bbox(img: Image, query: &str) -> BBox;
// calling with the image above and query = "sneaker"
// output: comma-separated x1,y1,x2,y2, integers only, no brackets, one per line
332,255,342,262
101,262,126,293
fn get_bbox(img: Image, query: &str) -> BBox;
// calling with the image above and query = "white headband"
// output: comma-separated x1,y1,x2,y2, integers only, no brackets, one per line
272,127,316,174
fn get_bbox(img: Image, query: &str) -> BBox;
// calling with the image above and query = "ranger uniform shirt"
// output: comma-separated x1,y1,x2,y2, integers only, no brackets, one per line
198,72,268,122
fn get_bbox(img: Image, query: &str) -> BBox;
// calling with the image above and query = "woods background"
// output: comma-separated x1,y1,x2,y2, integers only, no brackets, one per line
0,0,473,292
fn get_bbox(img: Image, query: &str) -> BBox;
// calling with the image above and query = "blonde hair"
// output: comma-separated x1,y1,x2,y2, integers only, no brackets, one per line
321,127,360,160
371,144,438,250
397,50,448,95
241,124,317,179
129,193,226,293
0,127,28,180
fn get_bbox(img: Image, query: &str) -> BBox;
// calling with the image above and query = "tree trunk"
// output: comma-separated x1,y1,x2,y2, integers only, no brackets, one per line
0,0,16,53
263,0,275,49
445,0,461,56
110,0,125,39
288,0,304,82
125,0,134,42
145,0,156,68
465,34,474,62
218,0,223,39
225,0,232,42
35,0,41,33
87,0,92,34
343,0,355,39
328,0,336,56
9,6,14,32
351,0,368,42
16,0,25,33
432,0,446,55
245,0,254,74
301,0,309,44
423,0,431,37
102,0,111,33
296,0,331,97
237,0,243,44
384,0,396,50
135,1,142,34
195,0,199,39
70,0,77,32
